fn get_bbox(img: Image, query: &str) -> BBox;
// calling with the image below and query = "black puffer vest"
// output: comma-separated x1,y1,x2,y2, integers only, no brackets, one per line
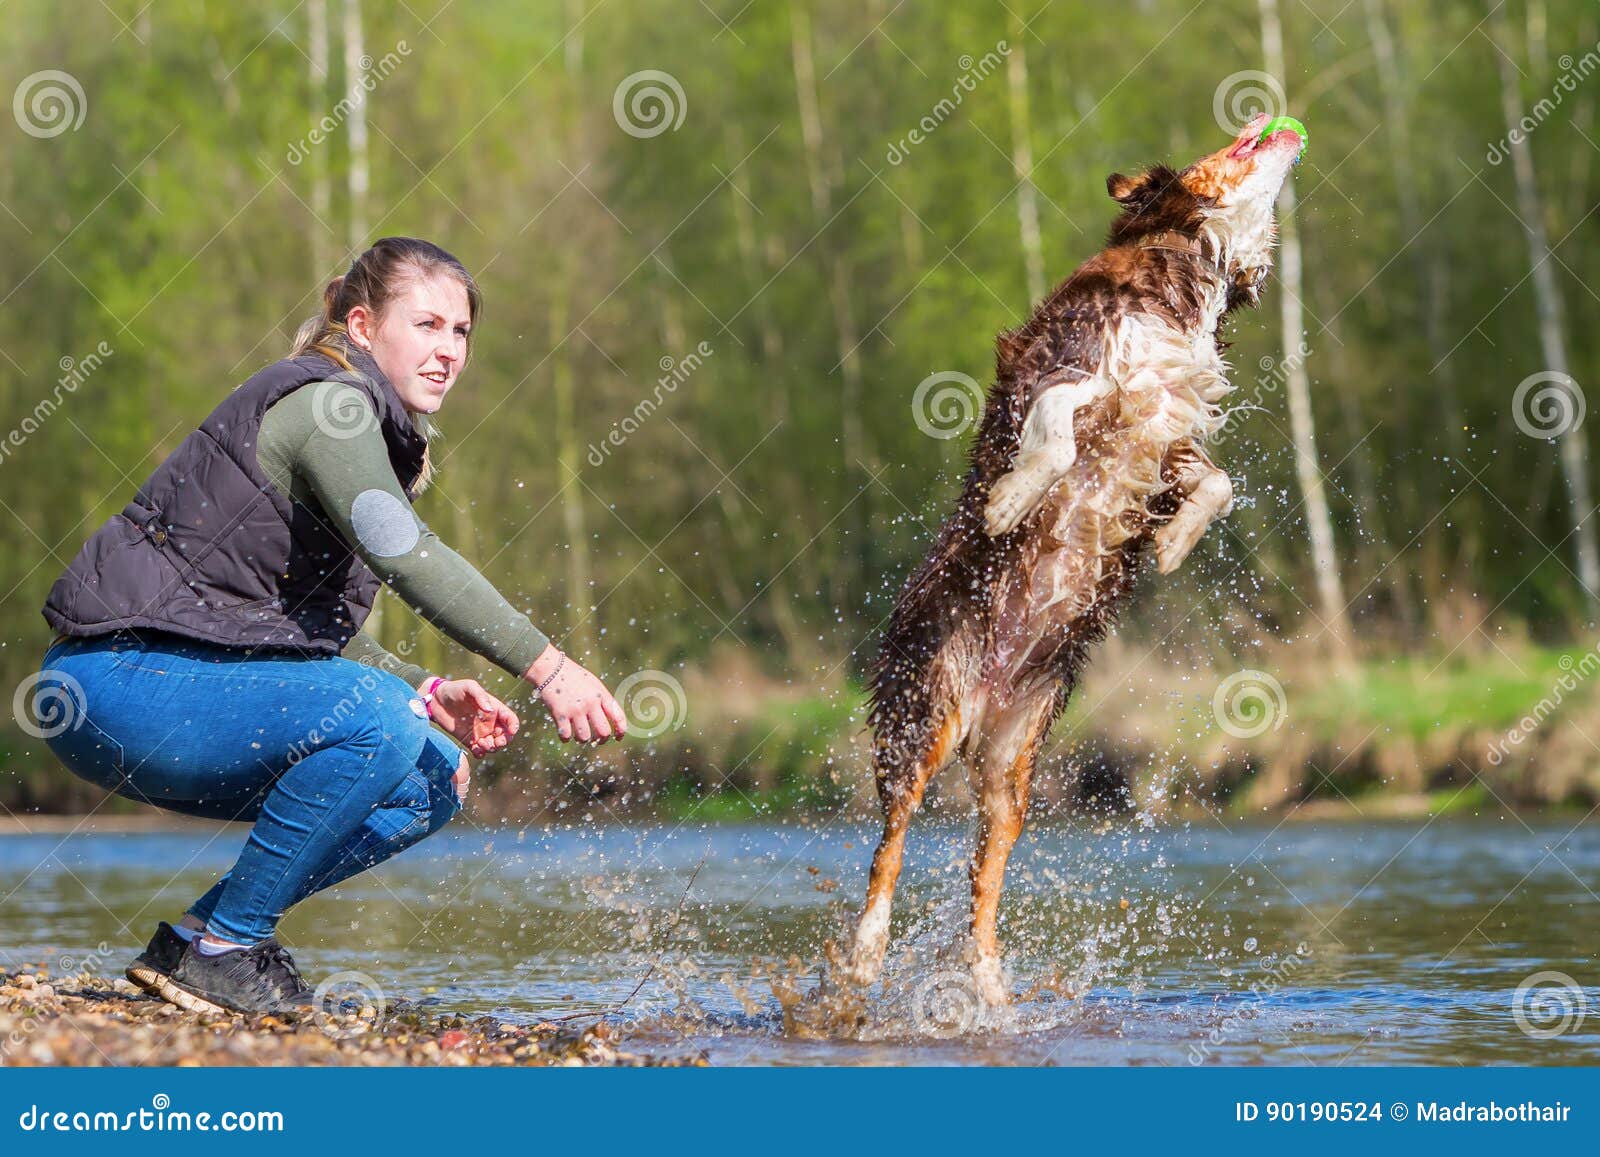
42,345,427,653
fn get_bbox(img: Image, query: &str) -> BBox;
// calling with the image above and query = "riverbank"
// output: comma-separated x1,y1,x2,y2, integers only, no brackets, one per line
0,967,702,1067
6,630,1598,822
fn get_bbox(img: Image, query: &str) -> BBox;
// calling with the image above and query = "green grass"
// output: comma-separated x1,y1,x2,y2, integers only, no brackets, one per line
1292,645,1589,742
1426,782,1492,815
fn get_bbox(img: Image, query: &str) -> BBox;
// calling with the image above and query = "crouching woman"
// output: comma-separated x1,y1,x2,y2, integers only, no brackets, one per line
34,237,626,1014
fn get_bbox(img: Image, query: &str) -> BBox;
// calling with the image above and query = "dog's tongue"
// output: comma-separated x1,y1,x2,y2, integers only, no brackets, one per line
1258,115,1308,158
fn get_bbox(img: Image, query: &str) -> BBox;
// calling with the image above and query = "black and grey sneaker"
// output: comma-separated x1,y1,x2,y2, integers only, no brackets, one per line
125,921,188,997
160,937,317,1015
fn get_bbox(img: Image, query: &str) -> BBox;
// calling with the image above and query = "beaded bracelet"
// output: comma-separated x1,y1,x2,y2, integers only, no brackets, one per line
533,653,565,694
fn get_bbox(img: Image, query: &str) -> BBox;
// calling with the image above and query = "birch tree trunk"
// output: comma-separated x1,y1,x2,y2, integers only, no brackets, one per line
342,0,368,250
551,288,594,657
1005,7,1046,305
554,0,594,657
1362,0,1465,442
308,0,333,276
790,1,864,466
1259,0,1354,660
1489,1,1600,616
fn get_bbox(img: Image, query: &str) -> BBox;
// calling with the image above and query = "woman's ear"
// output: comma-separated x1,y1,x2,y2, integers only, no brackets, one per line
345,303,375,350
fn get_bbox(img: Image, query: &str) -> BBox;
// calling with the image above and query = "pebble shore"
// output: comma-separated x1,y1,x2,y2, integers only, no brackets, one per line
1,966,705,1067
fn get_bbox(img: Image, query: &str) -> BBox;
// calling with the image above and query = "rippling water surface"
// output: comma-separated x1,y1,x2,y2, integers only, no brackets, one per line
2,816,1597,1065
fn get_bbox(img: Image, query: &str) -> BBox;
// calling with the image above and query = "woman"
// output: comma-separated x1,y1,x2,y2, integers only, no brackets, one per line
35,237,627,1015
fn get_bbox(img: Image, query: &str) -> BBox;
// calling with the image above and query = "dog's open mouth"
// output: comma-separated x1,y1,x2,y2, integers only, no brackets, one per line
1228,113,1306,160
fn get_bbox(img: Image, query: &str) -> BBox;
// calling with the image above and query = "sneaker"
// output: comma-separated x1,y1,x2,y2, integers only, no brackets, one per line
125,921,187,997
160,936,317,1015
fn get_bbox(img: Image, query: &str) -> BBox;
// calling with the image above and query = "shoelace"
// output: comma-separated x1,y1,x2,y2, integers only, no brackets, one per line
254,942,306,988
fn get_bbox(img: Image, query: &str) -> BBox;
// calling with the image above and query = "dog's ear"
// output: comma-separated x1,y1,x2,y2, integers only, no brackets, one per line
1106,171,1147,204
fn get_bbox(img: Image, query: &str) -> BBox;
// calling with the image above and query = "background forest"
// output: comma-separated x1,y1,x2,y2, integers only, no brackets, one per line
3,0,1600,820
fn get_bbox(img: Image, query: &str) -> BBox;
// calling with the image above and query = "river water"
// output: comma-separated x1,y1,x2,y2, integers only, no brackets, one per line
2,815,1596,1065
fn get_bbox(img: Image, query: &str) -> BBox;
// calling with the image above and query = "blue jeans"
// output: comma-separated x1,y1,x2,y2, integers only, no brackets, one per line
37,632,465,944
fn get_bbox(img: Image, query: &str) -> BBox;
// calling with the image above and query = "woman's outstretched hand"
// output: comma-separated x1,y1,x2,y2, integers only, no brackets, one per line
524,645,628,744
427,678,519,757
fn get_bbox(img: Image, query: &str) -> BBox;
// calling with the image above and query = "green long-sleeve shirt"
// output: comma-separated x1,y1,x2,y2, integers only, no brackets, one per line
254,381,549,685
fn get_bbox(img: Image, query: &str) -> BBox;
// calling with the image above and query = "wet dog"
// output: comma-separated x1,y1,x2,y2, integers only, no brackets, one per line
844,111,1304,1006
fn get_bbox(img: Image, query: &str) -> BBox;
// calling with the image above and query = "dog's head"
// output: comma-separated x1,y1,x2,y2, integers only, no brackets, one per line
1105,111,1304,306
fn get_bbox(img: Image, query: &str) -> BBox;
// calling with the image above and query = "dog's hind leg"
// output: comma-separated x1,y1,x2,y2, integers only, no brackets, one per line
966,690,1055,1006
842,709,964,988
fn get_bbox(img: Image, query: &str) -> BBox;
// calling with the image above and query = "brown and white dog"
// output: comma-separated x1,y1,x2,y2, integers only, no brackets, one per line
843,111,1304,1006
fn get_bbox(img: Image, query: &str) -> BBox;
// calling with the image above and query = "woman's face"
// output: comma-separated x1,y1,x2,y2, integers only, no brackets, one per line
348,271,472,414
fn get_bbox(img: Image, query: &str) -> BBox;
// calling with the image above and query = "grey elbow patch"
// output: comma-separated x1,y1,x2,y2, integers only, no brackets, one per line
350,489,421,557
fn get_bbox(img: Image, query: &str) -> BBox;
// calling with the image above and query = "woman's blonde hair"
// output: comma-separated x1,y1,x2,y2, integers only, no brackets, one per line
291,236,483,494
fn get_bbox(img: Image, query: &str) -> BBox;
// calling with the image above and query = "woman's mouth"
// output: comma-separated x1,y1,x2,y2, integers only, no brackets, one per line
420,370,449,387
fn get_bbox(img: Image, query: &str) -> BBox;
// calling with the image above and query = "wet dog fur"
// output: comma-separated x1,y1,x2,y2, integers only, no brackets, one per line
842,111,1305,1006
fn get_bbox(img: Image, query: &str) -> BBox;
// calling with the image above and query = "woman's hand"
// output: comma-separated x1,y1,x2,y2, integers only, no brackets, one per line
524,645,628,744
425,678,519,758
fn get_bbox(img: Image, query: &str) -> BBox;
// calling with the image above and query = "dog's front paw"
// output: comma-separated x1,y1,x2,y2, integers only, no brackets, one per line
983,473,1037,536
1153,512,1206,574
